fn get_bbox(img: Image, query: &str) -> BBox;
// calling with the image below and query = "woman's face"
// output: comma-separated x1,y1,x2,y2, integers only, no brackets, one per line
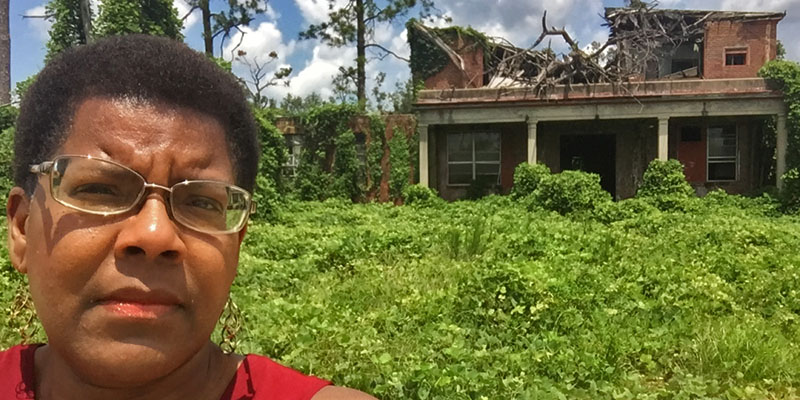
7,97,245,387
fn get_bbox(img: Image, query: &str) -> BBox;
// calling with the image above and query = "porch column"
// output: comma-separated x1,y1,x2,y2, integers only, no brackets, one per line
657,116,669,161
527,119,538,164
777,113,788,189
418,124,429,187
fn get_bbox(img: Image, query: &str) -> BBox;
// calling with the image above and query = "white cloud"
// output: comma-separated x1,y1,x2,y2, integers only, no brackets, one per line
266,43,357,100
24,6,52,42
294,0,349,25
173,0,200,32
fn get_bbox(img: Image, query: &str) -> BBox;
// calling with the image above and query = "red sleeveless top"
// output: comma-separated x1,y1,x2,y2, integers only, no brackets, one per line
0,344,331,399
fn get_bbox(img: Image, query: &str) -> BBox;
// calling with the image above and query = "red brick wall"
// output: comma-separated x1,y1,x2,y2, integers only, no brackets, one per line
703,19,779,79
424,36,484,89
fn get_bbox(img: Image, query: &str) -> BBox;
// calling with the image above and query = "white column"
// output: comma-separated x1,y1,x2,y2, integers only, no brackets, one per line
527,119,538,164
777,113,788,189
418,124,429,187
658,116,669,161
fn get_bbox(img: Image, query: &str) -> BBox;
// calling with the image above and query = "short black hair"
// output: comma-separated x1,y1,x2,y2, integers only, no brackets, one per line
15,34,259,195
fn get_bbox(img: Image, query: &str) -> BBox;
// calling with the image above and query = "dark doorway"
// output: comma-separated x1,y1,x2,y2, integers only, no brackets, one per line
560,134,616,197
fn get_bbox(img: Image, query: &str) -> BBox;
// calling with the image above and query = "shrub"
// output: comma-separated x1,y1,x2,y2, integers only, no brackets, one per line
511,163,551,198
402,184,440,205
637,159,695,210
331,129,364,201
532,170,611,215
779,168,800,212
250,108,288,219
388,128,411,202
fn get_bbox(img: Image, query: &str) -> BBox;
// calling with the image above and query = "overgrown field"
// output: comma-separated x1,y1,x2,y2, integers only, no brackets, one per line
4,194,800,399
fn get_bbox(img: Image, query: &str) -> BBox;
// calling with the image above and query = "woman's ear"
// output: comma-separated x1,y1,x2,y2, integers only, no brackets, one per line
7,187,30,274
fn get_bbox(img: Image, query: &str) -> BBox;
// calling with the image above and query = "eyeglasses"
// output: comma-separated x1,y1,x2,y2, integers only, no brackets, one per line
30,155,256,234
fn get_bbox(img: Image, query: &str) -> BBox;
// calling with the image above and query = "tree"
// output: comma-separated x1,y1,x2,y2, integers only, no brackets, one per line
41,0,182,59
94,0,183,40
44,0,91,59
236,50,292,108
181,0,268,57
300,0,440,110
0,0,8,104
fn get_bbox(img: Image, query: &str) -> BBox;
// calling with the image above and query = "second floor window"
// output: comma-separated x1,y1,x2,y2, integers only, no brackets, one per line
725,48,747,66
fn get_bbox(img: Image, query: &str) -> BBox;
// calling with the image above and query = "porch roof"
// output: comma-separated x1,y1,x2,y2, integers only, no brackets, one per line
414,78,783,109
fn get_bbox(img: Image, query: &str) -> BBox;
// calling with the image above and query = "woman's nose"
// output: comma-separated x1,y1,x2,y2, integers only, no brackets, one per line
113,195,187,263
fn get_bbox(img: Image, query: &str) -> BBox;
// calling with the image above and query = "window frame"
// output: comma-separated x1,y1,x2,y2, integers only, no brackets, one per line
706,124,738,182
446,132,502,187
724,47,748,67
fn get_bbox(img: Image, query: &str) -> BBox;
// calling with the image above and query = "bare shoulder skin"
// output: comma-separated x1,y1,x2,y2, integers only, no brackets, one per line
312,386,378,400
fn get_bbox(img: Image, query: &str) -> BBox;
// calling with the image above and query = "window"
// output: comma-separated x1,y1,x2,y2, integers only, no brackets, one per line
447,132,501,186
725,48,747,66
707,125,737,181
283,135,303,177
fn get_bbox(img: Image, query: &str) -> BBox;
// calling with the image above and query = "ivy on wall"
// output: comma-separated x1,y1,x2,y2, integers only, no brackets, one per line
760,60,800,209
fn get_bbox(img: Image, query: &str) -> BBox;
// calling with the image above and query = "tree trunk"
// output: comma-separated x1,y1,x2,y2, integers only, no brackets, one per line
78,0,92,43
201,0,213,56
356,0,366,110
0,0,8,105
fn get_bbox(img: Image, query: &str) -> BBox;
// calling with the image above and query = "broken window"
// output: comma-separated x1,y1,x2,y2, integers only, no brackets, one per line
447,132,501,186
725,48,747,66
284,135,303,177
707,125,737,181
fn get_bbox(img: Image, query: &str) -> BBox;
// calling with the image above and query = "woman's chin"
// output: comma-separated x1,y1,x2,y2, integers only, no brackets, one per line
60,338,211,389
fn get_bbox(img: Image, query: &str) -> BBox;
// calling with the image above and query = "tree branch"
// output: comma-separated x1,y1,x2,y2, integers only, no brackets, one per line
364,43,409,62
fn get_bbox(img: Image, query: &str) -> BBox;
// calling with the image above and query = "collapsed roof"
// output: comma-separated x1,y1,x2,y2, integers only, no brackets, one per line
408,7,786,93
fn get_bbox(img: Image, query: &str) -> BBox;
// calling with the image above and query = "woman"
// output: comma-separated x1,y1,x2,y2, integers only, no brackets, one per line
0,35,375,400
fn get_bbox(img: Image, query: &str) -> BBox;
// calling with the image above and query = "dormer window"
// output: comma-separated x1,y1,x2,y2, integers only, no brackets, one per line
725,48,748,66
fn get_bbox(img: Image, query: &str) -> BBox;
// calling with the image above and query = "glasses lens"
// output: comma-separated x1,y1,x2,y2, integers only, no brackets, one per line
52,156,145,214
171,181,250,233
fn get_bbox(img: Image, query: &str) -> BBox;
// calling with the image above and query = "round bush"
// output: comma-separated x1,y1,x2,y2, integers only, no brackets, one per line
532,170,611,215
402,184,440,205
636,159,695,211
511,163,551,198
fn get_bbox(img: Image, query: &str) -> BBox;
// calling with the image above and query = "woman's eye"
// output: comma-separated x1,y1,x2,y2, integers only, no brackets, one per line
186,197,223,213
71,183,119,196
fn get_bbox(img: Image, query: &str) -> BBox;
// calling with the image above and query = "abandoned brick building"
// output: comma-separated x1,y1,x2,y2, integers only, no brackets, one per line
411,7,789,200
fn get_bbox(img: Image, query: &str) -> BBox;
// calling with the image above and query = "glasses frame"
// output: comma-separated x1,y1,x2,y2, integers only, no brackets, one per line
30,155,256,234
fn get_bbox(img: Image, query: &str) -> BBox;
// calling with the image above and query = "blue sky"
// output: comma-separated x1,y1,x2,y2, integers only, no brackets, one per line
9,0,800,106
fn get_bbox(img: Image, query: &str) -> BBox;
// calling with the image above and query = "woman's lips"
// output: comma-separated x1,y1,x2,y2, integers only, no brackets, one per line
98,301,178,319
96,288,182,319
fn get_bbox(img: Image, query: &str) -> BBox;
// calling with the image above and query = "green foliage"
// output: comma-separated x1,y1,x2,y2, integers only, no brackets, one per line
365,115,386,195
13,76,36,105
94,0,183,40
6,194,800,397
779,168,800,212
250,108,287,219
332,130,364,201
402,184,439,205
388,128,411,201
295,104,359,201
532,170,612,215
45,0,91,59
0,126,15,198
511,162,551,198
761,60,800,210
636,159,695,211
210,56,233,72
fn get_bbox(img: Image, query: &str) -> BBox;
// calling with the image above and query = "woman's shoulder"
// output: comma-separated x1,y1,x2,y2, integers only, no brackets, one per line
0,344,39,399
229,354,375,400
224,353,331,400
